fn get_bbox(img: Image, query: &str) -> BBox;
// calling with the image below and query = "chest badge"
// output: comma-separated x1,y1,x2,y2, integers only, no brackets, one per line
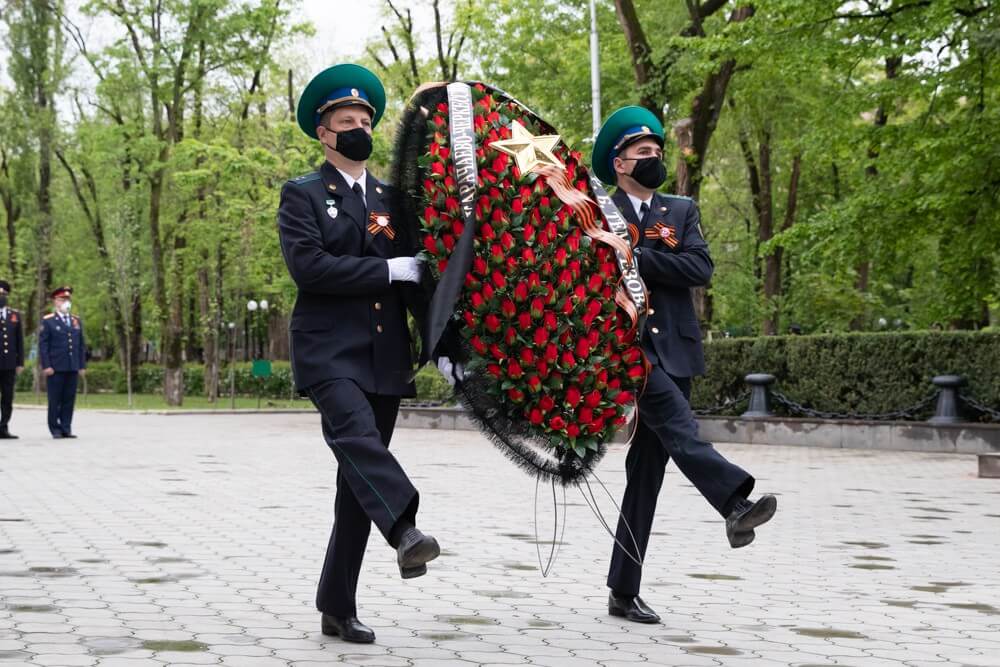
367,211,396,240
645,222,679,249
325,199,339,220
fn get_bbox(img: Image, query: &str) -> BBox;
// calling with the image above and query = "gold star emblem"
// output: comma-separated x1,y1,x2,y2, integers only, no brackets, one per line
489,120,565,174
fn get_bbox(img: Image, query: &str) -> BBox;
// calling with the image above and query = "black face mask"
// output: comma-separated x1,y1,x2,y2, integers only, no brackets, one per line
629,157,667,189
326,127,373,162
0,296,6,308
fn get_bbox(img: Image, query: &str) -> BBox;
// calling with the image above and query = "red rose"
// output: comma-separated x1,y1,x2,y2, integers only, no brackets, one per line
442,234,456,252
445,196,460,214
554,247,568,266
492,270,507,290
512,199,524,214
549,415,567,431
423,235,439,254
508,387,525,403
514,282,529,302
560,351,576,368
543,311,558,331
575,338,591,359
527,375,542,392
490,343,506,361
578,407,594,424
500,232,514,251
533,327,549,347
471,292,484,310
504,327,517,345
529,408,543,425
507,360,524,379
614,391,634,405
522,247,536,264
588,274,603,292
518,312,532,331
520,348,535,365
587,417,605,434
430,161,445,175
573,284,586,301
566,386,582,408
482,284,494,300
567,423,581,438
540,395,555,411
530,297,545,319
544,343,559,363
585,390,601,408
473,257,488,275
627,365,644,379
558,269,573,288
463,311,476,328
587,299,602,317
567,233,580,251
487,364,502,378
535,361,549,377
523,225,535,243
470,336,487,355
501,299,516,319
481,223,496,241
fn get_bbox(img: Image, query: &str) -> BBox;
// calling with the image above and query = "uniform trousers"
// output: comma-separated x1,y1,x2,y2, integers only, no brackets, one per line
305,377,419,617
607,363,755,596
46,371,79,436
0,369,16,428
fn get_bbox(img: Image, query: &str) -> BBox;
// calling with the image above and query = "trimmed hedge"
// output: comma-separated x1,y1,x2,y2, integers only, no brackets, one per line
16,360,454,403
17,331,996,418
692,331,1000,417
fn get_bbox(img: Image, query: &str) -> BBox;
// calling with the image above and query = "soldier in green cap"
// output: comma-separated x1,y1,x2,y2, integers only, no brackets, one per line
277,63,438,644
592,106,777,624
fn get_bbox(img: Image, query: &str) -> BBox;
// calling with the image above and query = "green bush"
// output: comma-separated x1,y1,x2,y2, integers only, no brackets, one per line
693,331,1000,418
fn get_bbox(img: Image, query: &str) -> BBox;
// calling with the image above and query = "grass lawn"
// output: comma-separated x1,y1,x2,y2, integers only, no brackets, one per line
15,392,312,411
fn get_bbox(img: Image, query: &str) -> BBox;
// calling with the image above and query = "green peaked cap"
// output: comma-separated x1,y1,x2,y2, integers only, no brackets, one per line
296,63,387,139
591,106,665,185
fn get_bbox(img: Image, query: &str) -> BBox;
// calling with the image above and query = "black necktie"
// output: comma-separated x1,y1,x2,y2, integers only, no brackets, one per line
639,202,650,226
352,182,365,209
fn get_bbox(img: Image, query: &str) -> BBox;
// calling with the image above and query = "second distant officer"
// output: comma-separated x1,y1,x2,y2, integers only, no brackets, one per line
39,286,86,439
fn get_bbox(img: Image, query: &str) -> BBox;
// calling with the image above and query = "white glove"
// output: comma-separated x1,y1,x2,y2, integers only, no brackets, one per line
436,357,465,386
387,256,422,283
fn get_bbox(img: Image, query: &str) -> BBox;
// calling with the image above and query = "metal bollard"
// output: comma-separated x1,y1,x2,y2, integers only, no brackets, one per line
742,373,776,418
929,375,966,424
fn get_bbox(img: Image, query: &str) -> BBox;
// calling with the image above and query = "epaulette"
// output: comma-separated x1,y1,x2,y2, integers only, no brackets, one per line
288,172,321,186
43,313,55,319
663,194,694,202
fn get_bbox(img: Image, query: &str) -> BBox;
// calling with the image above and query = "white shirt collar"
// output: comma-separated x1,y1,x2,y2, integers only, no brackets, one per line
626,192,653,219
337,168,367,196
0,307,6,318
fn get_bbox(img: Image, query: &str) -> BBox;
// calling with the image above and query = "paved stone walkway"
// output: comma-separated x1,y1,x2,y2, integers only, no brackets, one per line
1,411,999,666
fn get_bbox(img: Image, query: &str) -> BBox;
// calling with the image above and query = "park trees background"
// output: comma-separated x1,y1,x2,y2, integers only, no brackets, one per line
0,0,997,405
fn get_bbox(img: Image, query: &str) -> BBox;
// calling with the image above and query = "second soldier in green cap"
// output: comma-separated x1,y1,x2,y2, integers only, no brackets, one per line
593,106,778,624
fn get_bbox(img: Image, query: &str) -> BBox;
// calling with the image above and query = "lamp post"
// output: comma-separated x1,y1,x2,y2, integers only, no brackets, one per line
227,322,236,408
259,299,269,359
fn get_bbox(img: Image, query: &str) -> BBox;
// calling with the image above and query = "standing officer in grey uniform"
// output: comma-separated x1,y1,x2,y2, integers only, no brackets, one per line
592,107,777,624
39,286,86,439
0,280,25,439
277,63,439,645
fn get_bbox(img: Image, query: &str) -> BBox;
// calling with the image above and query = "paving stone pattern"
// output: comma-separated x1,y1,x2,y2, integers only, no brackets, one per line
1,411,999,666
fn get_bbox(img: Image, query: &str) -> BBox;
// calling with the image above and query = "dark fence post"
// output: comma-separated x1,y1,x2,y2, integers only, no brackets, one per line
929,375,965,425
742,373,775,418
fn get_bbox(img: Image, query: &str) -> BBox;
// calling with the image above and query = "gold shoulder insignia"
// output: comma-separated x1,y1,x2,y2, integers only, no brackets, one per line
43,313,56,319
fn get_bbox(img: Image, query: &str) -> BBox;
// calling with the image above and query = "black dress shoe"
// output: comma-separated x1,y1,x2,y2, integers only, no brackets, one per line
608,592,661,624
62,433,77,439
0,429,17,439
396,527,440,579
51,433,64,439
320,614,375,643
726,494,777,548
